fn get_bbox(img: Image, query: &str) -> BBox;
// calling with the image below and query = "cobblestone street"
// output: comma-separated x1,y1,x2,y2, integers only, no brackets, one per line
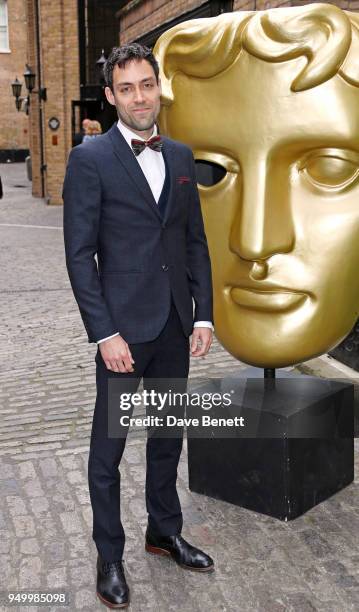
0,163,358,612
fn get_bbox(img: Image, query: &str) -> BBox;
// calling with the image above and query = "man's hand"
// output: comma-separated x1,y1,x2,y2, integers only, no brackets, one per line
190,327,213,357
99,335,135,373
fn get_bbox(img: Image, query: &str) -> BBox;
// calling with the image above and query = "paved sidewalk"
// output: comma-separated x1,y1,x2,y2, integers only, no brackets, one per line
0,163,358,612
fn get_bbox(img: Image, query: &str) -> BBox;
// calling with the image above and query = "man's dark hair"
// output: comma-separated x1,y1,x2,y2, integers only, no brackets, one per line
103,43,160,91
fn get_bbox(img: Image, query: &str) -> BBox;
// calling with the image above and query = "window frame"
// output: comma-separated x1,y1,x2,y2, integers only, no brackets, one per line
0,0,10,53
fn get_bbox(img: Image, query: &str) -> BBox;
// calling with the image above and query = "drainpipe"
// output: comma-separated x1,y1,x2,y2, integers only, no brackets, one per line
35,0,46,198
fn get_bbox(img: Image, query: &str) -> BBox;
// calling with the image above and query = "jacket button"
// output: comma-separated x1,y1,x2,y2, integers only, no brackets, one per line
162,264,168,271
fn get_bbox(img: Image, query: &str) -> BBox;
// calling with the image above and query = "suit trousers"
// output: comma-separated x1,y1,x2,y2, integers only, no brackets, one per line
88,300,190,562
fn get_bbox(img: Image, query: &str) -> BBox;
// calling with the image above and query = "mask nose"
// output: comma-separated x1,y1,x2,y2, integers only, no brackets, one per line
229,155,295,262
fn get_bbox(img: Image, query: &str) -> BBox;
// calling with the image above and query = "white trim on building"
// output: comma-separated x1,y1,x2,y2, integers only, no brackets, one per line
0,0,10,53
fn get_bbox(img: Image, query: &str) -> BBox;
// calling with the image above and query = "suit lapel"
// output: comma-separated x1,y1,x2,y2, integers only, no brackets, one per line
161,137,175,224
107,123,162,221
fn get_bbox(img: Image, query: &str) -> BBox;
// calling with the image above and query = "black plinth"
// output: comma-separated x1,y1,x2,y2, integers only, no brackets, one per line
330,318,359,372
187,375,354,521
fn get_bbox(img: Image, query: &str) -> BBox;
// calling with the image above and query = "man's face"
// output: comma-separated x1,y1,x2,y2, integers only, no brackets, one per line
105,59,161,133
163,52,359,367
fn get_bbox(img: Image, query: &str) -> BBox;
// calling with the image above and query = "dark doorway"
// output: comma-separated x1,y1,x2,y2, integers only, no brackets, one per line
71,99,117,146
78,0,120,89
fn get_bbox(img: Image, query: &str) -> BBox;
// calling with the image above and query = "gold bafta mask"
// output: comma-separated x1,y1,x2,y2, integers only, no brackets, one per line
154,3,359,368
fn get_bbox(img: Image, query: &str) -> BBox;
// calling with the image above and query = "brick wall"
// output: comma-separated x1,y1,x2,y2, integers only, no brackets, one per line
0,0,29,152
26,0,79,204
119,0,208,43
233,0,291,8
234,0,359,9
40,0,79,204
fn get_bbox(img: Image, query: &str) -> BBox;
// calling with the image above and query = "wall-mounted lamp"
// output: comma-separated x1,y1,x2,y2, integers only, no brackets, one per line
95,49,107,86
11,64,47,114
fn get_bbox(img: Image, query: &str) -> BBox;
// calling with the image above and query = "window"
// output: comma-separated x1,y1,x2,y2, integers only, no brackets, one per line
0,0,9,52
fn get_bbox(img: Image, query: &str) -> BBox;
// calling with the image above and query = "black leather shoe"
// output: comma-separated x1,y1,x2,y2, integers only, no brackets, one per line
145,528,214,572
96,556,129,609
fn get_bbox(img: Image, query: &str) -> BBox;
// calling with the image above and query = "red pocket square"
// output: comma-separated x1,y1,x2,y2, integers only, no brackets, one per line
176,176,191,184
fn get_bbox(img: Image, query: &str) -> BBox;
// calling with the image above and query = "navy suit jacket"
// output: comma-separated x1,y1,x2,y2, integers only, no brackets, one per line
62,122,213,344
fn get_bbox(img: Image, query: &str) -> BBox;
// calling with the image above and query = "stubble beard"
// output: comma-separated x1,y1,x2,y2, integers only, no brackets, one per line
117,105,159,134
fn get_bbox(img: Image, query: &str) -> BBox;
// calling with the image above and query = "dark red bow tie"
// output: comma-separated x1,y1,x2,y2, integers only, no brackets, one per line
131,135,163,156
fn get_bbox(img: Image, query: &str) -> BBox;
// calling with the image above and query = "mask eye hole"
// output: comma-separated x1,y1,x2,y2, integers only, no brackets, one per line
194,160,227,187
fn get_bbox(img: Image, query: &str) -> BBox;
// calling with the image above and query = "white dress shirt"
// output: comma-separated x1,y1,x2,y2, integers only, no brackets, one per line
97,119,213,344
118,120,166,202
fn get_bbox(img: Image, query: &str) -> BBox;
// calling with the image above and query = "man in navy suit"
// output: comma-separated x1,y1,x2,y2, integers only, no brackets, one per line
63,43,214,608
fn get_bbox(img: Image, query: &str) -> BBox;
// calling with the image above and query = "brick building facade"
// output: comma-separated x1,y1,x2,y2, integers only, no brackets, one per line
119,0,233,44
23,0,358,205
0,0,29,161
25,0,79,202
